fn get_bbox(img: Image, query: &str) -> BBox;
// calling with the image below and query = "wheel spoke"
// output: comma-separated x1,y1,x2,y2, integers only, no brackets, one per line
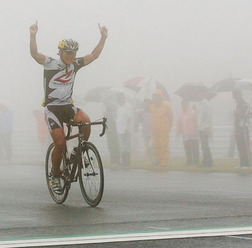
79,142,104,207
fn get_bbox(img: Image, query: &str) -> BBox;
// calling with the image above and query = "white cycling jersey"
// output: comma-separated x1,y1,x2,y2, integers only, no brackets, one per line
43,56,85,106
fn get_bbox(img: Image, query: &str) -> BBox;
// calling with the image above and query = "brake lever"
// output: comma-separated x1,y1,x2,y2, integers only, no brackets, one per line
99,117,107,137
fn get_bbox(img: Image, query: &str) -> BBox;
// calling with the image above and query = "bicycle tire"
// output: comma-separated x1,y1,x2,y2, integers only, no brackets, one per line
45,143,69,204
79,142,104,207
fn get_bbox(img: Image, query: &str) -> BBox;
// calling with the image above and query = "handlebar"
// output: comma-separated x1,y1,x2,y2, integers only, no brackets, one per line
67,117,107,138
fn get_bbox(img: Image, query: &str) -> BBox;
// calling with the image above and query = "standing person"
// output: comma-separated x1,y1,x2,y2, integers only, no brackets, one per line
227,110,236,158
233,89,251,168
0,103,13,162
150,89,173,167
197,92,213,167
115,93,133,166
138,99,152,157
29,21,108,194
176,100,199,166
103,102,120,166
33,109,50,156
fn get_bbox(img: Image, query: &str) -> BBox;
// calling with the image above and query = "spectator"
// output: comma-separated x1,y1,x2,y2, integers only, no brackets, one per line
0,103,13,162
103,102,120,166
176,100,199,166
138,99,153,159
227,110,236,158
233,89,251,168
150,89,173,167
33,109,50,155
115,93,133,166
197,92,213,167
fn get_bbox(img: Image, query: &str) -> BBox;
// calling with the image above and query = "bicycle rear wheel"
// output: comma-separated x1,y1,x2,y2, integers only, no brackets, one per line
79,142,104,207
45,143,69,204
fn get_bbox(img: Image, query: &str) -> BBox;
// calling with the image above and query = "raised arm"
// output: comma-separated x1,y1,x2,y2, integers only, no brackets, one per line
29,21,46,65
83,23,108,66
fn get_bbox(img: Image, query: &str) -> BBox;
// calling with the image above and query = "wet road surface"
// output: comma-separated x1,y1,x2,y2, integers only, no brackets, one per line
0,164,252,247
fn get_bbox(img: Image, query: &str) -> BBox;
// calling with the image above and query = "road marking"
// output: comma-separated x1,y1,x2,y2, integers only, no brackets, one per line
148,226,171,231
227,235,252,241
1,226,252,247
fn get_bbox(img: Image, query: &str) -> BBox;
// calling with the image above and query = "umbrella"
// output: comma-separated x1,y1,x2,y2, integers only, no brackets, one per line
233,79,252,105
83,86,111,103
123,77,153,93
210,77,239,93
234,78,252,91
175,83,214,102
103,87,140,108
211,77,252,93
123,77,169,101
123,76,144,90
209,78,252,106
84,86,141,110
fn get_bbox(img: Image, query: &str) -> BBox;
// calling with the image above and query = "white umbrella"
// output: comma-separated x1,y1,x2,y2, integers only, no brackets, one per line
123,77,169,102
107,87,141,107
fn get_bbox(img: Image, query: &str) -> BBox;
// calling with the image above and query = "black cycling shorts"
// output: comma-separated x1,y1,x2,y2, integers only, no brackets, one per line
44,104,80,132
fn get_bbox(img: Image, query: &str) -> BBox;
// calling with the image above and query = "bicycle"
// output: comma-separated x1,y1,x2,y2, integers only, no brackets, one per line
45,117,107,207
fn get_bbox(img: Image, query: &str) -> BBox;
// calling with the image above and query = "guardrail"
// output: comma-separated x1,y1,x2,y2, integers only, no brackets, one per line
8,125,237,164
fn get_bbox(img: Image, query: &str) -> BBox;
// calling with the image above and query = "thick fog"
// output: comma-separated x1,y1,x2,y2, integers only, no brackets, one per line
1,0,252,160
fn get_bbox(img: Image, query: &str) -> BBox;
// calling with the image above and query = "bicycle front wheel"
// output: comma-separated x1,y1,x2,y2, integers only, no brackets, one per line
79,142,104,207
45,143,69,204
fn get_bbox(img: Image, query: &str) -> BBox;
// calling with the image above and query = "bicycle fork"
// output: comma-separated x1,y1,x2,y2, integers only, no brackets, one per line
80,143,98,177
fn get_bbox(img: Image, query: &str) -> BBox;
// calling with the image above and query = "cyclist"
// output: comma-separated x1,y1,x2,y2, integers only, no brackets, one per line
29,21,108,194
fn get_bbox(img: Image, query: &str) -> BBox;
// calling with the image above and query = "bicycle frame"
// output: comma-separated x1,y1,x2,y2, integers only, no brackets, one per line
63,117,107,187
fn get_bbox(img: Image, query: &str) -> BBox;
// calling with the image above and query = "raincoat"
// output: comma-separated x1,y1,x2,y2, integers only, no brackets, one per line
150,100,173,166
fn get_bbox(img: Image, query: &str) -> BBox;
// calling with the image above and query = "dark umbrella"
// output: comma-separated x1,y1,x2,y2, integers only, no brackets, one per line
175,83,215,102
210,77,240,93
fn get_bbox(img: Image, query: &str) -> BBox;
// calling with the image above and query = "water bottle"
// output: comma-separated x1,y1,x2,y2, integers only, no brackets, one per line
69,147,78,164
